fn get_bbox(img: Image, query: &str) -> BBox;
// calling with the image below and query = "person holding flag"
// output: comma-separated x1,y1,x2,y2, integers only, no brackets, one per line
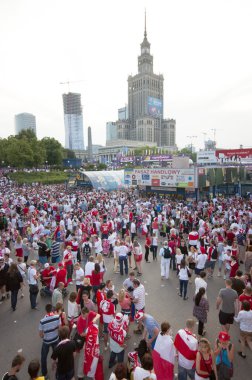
83,313,102,380
108,313,128,369
174,319,198,380
152,321,175,380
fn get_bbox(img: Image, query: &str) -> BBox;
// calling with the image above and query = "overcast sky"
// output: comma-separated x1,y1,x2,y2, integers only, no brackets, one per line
0,0,251,150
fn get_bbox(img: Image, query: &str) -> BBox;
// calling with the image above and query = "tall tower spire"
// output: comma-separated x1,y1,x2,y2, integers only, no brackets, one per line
144,9,147,38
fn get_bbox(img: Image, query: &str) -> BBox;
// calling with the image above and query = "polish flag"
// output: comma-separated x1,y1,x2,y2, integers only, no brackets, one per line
174,329,198,369
153,333,175,380
83,323,99,378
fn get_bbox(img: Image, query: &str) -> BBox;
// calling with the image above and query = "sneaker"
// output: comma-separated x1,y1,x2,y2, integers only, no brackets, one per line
104,345,108,351
217,272,221,277
21,293,24,298
183,297,188,300
238,351,246,358
223,275,226,280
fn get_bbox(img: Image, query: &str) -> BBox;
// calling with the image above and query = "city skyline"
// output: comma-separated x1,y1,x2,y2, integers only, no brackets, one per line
0,0,251,150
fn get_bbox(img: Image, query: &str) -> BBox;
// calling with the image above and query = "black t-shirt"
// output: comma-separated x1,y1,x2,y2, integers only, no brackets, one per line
231,278,245,296
38,242,48,257
51,340,76,373
2,373,18,380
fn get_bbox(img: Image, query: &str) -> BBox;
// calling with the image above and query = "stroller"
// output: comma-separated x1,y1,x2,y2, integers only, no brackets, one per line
102,239,110,256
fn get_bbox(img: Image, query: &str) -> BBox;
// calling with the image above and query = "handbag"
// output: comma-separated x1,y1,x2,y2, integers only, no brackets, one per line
73,330,85,350
187,267,192,278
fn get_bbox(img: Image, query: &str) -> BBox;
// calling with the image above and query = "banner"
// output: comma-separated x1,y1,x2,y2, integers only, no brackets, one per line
197,151,217,165
124,168,194,188
216,149,252,164
148,96,163,117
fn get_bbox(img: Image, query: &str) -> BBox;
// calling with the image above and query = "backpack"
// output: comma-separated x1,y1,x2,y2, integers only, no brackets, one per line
211,248,218,260
83,243,91,256
163,247,171,259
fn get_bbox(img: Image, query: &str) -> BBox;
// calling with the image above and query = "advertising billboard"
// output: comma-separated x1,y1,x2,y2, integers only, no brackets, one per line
124,168,195,188
147,96,163,117
216,149,252,164
197,151,217,165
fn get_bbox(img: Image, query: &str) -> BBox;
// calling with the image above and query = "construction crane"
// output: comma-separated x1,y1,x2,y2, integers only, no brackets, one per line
59,79,85,93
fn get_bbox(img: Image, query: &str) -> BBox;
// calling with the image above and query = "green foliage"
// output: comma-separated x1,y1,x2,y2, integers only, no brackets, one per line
9,171,68,184
41,137,63,165
0,131,67,167
63,148,76,159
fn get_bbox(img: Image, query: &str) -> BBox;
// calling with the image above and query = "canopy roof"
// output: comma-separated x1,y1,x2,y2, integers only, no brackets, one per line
78,170,125,191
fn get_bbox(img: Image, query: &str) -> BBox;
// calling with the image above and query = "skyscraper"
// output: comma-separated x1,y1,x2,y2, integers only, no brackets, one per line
62,92,84,150
106,13,176,148
15,112,36,135
128,13,164,143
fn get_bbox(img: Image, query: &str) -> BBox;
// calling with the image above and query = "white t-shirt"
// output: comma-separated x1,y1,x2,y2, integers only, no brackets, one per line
133,284,145,311
133,367,157,380
195,277,207,295
67,300,79,320
28,267,37,285
75,268,84,285
196,254,208,269
234,310,252,332
85,262,95,276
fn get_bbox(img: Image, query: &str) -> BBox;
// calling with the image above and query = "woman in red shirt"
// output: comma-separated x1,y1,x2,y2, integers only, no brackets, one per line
145,233,151,263
195,338,217,380
91,263,102,303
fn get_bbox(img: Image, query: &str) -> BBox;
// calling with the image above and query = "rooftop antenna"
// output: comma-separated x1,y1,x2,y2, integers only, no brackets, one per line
144,8,147,38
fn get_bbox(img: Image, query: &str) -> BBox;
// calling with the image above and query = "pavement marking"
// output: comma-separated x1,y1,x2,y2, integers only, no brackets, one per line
160,284,165,287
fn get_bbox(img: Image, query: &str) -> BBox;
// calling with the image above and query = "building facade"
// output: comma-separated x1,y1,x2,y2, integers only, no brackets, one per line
106,14,176,148
15,113,36,135
106,122,117,142
62,92,84,150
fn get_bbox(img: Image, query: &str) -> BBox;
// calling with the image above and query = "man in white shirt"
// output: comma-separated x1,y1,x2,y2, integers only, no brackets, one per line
194,271,207,296
74,262,84,291
94,236,103,255
27,260,39,310
132,279,145,334
84,256,95,277
195,252,208,275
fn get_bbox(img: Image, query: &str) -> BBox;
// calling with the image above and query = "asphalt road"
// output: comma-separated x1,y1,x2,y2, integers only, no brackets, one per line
0,246,251,380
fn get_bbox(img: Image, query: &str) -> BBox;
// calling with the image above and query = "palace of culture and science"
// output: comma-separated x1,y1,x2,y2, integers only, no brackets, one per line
106,15,176,150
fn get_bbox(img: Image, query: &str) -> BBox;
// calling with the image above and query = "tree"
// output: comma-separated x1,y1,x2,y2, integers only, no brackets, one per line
41,137,63,165
63,148,76,159
5,136,34,167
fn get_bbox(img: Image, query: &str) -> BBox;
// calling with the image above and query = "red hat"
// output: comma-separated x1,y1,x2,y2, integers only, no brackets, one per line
135,311,144,321
218,331,230,342
58,262,63,267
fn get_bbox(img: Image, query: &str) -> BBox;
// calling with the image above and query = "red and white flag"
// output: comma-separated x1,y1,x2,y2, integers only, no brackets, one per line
153,333,175,380
174,329,198,369
83,323,99,378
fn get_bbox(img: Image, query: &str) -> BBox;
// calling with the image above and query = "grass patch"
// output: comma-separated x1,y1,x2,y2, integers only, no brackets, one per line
9,171,69,185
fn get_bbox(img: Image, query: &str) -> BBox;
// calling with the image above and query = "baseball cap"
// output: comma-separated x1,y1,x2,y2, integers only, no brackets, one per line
218,331,230,342
44,263,49,268
135,311,144,321
114,313,124,324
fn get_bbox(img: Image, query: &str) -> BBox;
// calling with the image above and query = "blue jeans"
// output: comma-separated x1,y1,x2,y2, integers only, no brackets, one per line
56,368,74,380
41,341,58,376
119,256,128,275
179,280,188,299
11,289,19,310
29,285,38,309
178,364,195,380
109,349,124,368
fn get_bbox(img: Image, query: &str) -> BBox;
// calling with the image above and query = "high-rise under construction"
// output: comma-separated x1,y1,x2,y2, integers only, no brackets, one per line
62,92,84,150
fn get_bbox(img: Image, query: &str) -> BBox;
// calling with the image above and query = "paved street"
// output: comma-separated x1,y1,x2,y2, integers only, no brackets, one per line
0,249,251,380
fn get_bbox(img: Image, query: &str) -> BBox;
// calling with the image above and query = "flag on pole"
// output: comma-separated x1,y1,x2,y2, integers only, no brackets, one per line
153,333,175,380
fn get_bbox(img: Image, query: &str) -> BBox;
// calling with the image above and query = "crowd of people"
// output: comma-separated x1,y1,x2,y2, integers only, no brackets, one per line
1,183,252,380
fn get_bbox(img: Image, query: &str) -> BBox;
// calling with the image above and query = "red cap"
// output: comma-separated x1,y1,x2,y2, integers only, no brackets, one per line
218,331,230,342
